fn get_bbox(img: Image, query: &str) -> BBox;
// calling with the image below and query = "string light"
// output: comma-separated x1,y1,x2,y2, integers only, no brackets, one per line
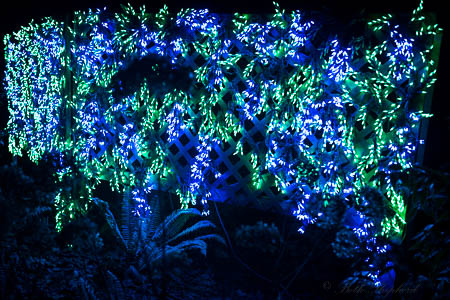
4,0,441,286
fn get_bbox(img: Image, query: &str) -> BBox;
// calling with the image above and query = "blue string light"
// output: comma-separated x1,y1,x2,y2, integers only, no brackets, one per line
327,40,353,82
4,3,441,289
388,25,415,81
165,103,185,143
189,135,220,215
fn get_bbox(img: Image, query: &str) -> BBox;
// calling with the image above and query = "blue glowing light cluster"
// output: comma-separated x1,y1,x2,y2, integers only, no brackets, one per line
4,18,65,162
327,40,353,82
3,2,441,288
165,103,186,143
189,135,221,215
389,26,415,81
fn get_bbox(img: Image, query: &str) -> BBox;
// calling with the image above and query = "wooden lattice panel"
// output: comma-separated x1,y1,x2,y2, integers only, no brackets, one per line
4,5,442,232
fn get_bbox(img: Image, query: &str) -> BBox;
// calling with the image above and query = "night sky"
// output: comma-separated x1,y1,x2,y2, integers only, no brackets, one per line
1,0,448,170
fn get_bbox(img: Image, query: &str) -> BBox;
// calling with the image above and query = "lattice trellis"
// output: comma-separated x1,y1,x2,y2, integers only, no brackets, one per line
4,2,442,241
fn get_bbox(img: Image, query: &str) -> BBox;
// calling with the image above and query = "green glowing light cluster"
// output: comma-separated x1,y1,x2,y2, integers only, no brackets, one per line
3,1,441,238
4,18,65,162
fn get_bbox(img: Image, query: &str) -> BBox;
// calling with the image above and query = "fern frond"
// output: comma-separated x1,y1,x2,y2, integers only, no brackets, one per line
125,265,145,284
152,208,202,241
25,206,52,222
119,191,137,247
105,270,124,300
147,193,161,236
170,239,208,256
167,220,217,245
151,239,208,262
194,233,227,246
77,274,98,300
137,242,158,271
91,197,127,250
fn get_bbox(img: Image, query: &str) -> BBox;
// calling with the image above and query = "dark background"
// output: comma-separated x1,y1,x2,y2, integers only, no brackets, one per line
0,0,448,170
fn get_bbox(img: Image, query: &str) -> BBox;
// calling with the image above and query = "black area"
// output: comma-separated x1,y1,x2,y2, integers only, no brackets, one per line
364,163,376,173
244,119,255,131
218,162,228,174
258,191,268,198
314,128,324,139
187,146,199,158
127,151,134,161
236,57,248,71
228,153,240,165
131,158,141,170
232,132,243,143
382,120,393,133
237,80,247,93
270,185,281,195
232,108,240,119
375,53,389,65
423,6,450,170
212,102,222,116
225,175,238,185
210,148,219,160
146,40,155,49
387,92,397,103
304,137,313,147
194,54,206,66
153,120,160,132
160,132,169,142
93,145,101,155
236,188,247,196
206,170,216,184
193,82,204,91
168,143,180,155
325,142,334,152
238,165,251,178
355,120,364,131
183,113,191,122
368,110,378,120
345,103,357,116
252,131,265,143
256,111,266,121
285,64,295,74
179,133,190,146
178,155,188,167
92,180,121,212
222,141,231,152
118,115,127,125
243,141,252,155
110,54,194,98
222,92,233,105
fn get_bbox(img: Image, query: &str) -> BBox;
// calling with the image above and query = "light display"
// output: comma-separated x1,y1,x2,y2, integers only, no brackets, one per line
4,0,441,287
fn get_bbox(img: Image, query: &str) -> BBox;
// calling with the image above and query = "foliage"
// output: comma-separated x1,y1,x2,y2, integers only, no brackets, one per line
3,3,442,243
0,138,448,299
234,221,282,255
328,166,450,299
133,206,225,298
391,167,450,299
0,1,447,299
0,158,225,299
